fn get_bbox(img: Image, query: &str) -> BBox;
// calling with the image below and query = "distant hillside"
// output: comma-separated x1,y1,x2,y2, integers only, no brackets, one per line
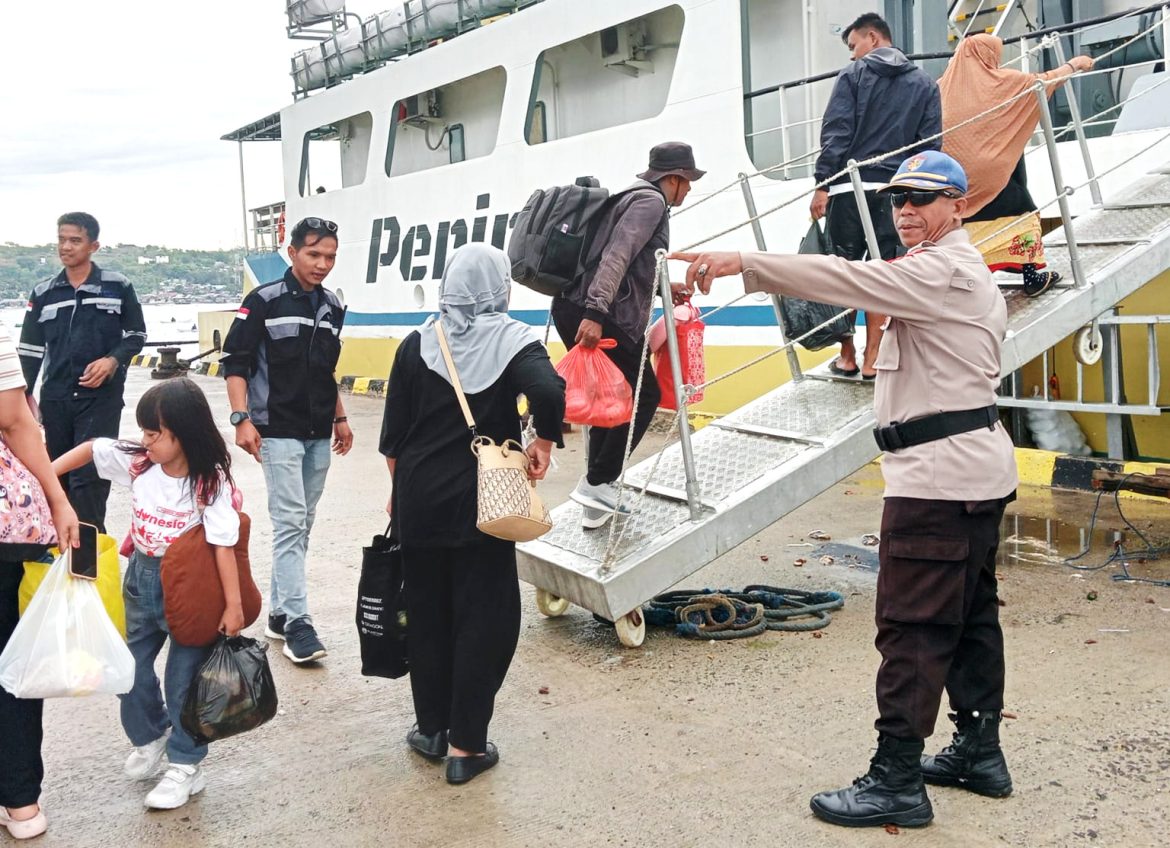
0,242,245,304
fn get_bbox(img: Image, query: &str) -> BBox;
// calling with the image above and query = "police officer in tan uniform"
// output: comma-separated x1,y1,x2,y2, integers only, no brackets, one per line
673,150,1018,829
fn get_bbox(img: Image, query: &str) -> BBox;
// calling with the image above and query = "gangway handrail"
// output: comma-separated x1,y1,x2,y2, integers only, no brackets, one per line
744,1,1170,101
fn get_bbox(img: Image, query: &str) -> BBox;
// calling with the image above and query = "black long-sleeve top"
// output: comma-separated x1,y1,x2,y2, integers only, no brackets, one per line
380,333,565,547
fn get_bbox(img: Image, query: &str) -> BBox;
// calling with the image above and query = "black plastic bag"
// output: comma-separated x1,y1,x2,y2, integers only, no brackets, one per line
778,221,855,351
356,526,409,679
180,635,278,745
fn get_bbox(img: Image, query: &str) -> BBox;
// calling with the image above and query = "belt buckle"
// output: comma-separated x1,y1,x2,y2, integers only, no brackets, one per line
873,421,904,452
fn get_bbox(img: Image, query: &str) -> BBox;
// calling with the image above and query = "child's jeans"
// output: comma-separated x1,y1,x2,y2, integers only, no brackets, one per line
119,551,211,765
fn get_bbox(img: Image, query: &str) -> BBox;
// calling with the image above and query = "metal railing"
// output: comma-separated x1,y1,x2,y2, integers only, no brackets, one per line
630,5,1170,531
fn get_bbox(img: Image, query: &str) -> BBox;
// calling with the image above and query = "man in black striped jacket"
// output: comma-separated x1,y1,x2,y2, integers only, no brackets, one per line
18,212,147,532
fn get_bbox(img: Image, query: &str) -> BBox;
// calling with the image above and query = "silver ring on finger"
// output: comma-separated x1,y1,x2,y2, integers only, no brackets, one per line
697,264,709,277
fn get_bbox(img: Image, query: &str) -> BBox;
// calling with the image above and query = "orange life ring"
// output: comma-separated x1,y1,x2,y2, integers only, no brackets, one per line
277,211,286,245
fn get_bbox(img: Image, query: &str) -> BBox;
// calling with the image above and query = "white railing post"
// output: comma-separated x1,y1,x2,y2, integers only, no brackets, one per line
1051,37,1103,206
738,173,804,381
1033,81,1090,289
655,250,703,521
847,159,884,262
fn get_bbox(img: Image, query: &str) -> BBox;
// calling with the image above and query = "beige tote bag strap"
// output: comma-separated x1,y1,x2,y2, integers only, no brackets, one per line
433,320,477,433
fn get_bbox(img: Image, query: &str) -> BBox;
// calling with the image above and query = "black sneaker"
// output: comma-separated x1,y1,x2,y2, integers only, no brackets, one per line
264,613,287,641
283,619,327,664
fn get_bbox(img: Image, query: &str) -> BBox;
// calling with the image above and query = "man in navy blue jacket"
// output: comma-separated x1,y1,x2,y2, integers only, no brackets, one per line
809,13,941,380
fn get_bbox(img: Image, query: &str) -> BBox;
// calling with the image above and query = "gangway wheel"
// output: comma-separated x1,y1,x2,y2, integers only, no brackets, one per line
1073,324,1104,366
535,588,570,618
614,609,646,648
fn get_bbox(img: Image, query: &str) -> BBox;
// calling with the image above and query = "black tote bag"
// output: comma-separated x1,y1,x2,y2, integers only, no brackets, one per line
356,525,409,679
778,221,855,351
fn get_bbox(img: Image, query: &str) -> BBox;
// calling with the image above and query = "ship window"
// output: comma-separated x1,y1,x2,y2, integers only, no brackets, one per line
525,5,684,145
384,66,506,178
527,101,547,145
448,124,465,164
299,111,373,197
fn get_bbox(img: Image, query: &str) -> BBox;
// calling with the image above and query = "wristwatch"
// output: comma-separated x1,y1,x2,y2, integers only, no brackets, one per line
229,411,250,426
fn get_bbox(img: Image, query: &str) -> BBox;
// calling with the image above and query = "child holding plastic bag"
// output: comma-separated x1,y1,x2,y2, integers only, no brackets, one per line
52,378,241,811
0,327,78,841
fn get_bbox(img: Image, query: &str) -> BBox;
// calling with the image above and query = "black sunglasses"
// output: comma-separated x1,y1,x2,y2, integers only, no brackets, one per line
301,216,339,233
889,190,960,208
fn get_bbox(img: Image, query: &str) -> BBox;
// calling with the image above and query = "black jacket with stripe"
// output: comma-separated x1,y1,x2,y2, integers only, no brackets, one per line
18,263,147,401
220,269,346,440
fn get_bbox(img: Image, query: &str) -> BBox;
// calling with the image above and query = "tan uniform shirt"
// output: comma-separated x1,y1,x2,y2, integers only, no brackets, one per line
740,228,1018,501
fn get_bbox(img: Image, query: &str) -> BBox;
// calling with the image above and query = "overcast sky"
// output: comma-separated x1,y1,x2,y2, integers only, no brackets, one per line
0,1,387,250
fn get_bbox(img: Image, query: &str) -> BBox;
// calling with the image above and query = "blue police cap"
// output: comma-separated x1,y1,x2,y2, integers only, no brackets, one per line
879,150,968,195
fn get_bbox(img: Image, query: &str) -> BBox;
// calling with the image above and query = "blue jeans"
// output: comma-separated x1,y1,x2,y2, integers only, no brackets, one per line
260,437,332,626
120,552,211,766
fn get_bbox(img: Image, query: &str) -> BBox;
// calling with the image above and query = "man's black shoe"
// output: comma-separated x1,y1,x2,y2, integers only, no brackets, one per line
282,618,327,664
407,725,448,761
446,742,499,785
264,613,287,640
810,735,933,828
922,710,1013,798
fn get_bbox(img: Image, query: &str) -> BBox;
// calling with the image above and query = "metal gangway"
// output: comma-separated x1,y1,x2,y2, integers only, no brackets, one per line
518,8,1170,647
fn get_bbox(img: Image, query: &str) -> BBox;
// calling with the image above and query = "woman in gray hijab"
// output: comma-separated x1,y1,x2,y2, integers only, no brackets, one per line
379,244,565,785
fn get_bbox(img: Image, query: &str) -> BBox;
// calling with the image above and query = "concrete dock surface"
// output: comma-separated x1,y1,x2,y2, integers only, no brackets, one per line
29,368,1170,847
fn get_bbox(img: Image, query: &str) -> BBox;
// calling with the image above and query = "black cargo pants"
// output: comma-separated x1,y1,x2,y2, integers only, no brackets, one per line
41,391,124,533
873,494,1014,741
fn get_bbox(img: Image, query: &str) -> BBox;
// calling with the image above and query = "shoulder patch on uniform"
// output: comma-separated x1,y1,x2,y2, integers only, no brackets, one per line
256,281,287,303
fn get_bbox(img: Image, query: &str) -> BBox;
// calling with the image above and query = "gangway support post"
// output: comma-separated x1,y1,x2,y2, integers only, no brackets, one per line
1052,38,1103,207
655,249,704,521
847,159,885,264
1034,82,1090,289
738,173,803,381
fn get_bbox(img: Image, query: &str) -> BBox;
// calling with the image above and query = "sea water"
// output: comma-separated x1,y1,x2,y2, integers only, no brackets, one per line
1,302,233,359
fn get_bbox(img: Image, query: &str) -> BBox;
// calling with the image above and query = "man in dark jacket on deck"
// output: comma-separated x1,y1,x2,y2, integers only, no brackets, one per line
810,12,941,379
552,141,704,529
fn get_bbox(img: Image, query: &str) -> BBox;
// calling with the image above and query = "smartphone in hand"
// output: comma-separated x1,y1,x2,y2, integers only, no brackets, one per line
68,522,100,580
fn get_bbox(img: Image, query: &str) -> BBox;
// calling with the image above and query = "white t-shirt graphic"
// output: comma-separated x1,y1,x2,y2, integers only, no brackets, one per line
92,438,240,556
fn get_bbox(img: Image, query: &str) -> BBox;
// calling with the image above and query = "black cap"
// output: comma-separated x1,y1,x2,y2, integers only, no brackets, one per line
637,141,706,182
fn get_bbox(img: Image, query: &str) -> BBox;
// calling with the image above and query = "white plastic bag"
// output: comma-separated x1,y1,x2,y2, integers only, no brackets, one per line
0,555,134,698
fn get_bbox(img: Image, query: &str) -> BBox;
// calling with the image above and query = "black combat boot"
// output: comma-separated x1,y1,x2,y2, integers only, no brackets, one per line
921,710,1013,797
809,735,933,828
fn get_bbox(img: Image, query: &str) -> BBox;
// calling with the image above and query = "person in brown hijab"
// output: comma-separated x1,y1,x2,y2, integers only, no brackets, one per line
939,34,1092,296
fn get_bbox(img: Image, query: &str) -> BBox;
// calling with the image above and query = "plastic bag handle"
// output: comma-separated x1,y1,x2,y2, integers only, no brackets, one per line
596,338,618,350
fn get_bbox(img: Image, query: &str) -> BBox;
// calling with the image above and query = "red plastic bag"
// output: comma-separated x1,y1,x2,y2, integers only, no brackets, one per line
655,307,706,410
555,339,633,428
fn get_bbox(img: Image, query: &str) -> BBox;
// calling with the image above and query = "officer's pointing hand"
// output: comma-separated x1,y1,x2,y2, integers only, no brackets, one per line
669,252,743,295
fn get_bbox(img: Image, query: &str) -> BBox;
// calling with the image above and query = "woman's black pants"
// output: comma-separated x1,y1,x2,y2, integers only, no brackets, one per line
0,560,43,808
402,538,521,754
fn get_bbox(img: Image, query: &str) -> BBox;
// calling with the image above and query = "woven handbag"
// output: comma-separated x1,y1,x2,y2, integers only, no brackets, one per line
434,321,553,543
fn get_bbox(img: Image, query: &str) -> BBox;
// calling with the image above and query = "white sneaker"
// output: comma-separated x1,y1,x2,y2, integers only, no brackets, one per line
580,506,612,530
570,478,633,517
144,763,205,810
124,732,169,779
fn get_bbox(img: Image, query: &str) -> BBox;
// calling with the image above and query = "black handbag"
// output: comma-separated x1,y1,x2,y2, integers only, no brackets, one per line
778,221,855,351
356,525,409,679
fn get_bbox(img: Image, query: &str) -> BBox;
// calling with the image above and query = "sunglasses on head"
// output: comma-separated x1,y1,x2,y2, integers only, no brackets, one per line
889,189,961,208
302,217,338,233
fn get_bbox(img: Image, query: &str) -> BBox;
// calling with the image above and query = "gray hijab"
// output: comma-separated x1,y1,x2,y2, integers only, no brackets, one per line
419,244,540,393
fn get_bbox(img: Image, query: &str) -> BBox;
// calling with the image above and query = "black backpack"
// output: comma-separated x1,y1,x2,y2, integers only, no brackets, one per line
508,176,614,297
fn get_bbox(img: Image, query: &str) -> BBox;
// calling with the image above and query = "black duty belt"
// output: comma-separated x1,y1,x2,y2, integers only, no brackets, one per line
873,405,999,453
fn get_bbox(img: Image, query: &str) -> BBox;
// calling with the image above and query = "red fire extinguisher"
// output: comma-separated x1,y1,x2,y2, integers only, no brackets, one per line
652,297,705,410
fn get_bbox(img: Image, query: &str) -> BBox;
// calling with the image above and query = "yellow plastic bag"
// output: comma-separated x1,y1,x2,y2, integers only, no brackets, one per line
19,534,125,638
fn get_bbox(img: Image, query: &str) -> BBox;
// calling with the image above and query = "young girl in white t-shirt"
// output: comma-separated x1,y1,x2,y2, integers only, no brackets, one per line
52,378,241,811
